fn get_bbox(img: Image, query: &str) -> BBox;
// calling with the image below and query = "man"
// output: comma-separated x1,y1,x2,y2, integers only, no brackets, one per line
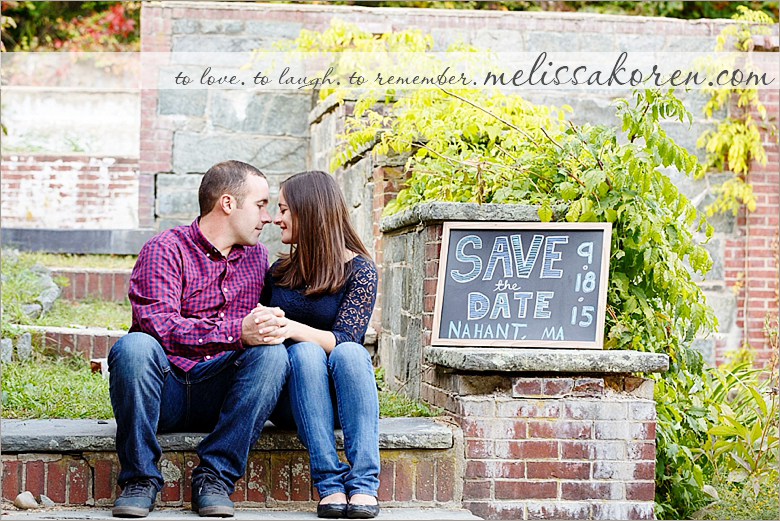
109,160,289,518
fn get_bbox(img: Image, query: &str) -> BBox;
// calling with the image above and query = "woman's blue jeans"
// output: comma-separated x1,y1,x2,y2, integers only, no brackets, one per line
108,332,289,494
273,341,380,499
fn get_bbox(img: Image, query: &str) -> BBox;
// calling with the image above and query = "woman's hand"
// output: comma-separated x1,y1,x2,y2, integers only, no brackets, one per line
241,305,288,345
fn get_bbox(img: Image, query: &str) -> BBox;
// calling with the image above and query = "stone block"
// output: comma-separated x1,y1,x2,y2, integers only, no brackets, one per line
156,218,194,232
701,237,723,281
579,33,614,52
691,338,715,367
664,36,715,53
172,35,265,53
21,304,42,319
172,19,197,34
199,20,243,34
1,338,13,363
173,133,307,175
525,32,576,52
664,121,711,159
210,92,310,137
703,291,736,333
244,21,304,40
430,28,470,52
342,158,369,209
155,174,203,216
473,30,524,52
16,333,32,361
615,34,667,52
697,189,736,233
158,89,207,117
683,90,727,121
37,286,60,314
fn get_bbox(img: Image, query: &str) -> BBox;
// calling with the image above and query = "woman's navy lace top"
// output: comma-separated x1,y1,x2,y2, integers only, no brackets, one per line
260,255,378,346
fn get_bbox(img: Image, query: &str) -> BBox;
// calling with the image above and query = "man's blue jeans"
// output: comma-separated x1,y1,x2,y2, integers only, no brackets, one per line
273,341,380,500
108,332,289,494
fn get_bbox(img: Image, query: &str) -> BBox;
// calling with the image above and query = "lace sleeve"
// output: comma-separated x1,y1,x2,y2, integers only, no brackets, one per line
331,257,378,346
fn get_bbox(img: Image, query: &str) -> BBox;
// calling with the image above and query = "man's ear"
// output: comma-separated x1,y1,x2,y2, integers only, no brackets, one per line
218,194,234,214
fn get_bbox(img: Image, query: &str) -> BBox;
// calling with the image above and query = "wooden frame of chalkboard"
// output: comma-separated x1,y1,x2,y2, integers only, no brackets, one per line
431,221,612,349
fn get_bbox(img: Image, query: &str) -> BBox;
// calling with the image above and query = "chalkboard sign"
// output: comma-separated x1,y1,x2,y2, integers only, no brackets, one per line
431,222,612,349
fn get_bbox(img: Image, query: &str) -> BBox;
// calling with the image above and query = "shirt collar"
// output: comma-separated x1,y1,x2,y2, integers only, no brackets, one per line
189,219,245,261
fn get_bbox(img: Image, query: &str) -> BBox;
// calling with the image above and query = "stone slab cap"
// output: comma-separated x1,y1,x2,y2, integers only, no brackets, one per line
379,202,542,234
1,417,452,453
424,346,669,374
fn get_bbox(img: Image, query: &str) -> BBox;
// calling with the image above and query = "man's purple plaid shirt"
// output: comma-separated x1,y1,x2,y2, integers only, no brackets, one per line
128,219,268,372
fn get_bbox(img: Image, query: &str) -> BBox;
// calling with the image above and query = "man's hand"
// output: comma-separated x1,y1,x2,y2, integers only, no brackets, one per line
241,305,289,346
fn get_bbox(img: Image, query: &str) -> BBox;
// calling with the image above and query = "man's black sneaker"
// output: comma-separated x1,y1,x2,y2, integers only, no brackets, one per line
112,479,157,518
191,473,235,517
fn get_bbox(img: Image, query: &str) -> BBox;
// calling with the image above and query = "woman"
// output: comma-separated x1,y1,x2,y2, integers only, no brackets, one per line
260,171,380,519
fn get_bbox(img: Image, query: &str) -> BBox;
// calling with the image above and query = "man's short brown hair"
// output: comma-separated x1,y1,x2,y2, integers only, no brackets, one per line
198,160,265,217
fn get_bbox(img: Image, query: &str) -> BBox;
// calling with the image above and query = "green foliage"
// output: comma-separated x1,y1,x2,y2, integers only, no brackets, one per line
697,480,779,520
282,1,779,21
1,349,114,419
0,1,140,52
652,349,779,519
376,368,441,418
696,7,776,217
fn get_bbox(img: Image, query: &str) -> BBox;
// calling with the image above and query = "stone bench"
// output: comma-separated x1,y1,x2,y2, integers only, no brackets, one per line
1,417,462,509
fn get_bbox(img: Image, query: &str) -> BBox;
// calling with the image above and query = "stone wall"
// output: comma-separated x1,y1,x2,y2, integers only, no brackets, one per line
43,1,768,362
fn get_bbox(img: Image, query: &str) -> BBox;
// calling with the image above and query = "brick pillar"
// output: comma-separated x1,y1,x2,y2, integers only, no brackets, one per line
422,371,657,520
140,4,175,229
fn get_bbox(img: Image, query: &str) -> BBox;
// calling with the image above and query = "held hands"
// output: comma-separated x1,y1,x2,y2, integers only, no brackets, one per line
240,305,289,346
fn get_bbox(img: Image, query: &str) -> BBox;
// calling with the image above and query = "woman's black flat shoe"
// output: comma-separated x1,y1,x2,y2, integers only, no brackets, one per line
317,502,348,518
346,502,380,519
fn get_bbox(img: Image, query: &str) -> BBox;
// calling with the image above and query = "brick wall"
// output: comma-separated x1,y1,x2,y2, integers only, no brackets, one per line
1,447,460,508
53,268,132,303
19,326,125,361
1,156,140,230
721,87,780,367
422,373,656,520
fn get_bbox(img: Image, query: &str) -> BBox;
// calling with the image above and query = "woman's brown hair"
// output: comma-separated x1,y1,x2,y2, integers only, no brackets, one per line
272,171,371,296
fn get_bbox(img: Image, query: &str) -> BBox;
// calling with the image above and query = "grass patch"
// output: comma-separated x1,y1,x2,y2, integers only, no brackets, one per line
1,251,51,324
2,355,438,420
20,252,137,270
1,351,113,419
2,251,132,329
376,368,440,418
36,298,132,330
695,480,779,520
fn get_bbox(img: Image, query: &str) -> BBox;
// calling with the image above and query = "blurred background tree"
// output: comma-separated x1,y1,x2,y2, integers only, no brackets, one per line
293,1,778,20
1,1,140,51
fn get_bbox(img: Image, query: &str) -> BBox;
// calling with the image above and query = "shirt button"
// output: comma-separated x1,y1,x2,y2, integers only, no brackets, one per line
220,312,225,318
205,355,211,360
222,287,227,293
228,336,234,342
198,339,203,343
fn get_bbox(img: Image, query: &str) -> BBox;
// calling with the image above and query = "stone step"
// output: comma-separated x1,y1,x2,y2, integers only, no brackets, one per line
1,418,463,510
1,506,482,520
16,325,125,360
50,267,132,303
